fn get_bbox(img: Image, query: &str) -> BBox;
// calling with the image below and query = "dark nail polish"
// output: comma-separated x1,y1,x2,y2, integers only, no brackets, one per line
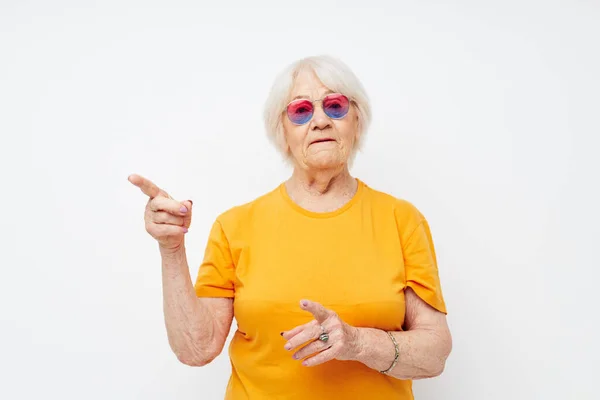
280,332,284,336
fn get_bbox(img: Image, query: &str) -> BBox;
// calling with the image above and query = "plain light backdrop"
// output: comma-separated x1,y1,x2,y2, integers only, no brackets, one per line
2,1,599,399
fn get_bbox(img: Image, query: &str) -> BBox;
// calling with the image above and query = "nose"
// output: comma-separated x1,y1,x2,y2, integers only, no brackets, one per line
311,103,332,131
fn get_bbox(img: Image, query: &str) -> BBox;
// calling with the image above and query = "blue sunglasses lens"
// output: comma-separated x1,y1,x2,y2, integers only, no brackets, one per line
322,93,350,119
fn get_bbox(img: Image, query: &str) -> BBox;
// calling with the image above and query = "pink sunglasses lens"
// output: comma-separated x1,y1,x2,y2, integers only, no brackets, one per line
322,94,350,119
287,100,314,125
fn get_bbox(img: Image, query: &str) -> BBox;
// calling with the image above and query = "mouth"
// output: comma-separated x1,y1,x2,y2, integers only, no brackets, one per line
310,138,336,145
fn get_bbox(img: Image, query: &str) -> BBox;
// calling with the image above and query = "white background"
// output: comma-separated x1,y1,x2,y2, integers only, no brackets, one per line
2,1,599,399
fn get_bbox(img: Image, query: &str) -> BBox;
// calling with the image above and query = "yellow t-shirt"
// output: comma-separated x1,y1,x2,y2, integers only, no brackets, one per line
194,178,446,400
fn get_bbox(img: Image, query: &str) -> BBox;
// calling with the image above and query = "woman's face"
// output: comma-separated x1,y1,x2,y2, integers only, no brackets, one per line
282,69,359,170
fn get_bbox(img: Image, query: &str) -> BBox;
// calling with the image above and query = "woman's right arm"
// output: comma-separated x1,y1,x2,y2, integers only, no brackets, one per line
128,174,233,367
160,245,233,366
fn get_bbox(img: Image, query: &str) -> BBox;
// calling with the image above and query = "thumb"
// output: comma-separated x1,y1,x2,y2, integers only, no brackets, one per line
182,200,193,228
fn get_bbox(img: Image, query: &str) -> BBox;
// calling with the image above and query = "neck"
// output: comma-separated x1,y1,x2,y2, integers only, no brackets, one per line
285,165,358,212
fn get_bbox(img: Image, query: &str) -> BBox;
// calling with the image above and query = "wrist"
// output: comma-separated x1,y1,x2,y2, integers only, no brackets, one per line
159,243,186,258
349,327,366,362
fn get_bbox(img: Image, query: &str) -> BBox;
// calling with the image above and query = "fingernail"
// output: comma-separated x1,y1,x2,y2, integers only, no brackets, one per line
180,206,188,213
188,200,193,206
182,227,188,233
284,344,292,351
302,360,309,366
280,332,284,336
300,300,308,307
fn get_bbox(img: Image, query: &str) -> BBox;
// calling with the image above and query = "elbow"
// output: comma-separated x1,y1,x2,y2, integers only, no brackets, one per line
428,358,447,378
418,330,452,379
416,356,449,379
169,331,223,367
175,350,217,367
430,332,452,378
172,339,221,367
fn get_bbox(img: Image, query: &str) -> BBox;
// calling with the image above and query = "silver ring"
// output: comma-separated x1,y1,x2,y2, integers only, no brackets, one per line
318,325,329,342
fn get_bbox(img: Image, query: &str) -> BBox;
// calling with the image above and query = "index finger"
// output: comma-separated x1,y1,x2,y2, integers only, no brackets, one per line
300,300,332,324
128,174,166,199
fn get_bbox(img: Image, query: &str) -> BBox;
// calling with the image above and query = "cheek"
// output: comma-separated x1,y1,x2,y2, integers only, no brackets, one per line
337,108,359,140
283,123,307,149
336,121,359,144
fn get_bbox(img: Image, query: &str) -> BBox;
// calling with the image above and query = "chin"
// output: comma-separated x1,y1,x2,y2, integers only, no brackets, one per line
305,153,345,170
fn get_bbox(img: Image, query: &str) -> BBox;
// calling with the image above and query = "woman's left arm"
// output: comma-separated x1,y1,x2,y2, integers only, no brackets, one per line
284,289,451,379
351,287,452,379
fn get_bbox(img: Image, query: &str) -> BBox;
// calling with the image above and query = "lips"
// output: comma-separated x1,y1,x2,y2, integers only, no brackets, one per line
310,138,335,144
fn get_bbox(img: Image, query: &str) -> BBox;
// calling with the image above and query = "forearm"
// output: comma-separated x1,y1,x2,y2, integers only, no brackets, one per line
352,327,451,380
160,245,215,365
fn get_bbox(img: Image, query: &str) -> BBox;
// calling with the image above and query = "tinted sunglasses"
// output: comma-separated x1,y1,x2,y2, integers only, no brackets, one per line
286,93,350,125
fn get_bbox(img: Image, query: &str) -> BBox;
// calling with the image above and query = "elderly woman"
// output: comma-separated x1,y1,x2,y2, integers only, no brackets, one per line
129,55,452,399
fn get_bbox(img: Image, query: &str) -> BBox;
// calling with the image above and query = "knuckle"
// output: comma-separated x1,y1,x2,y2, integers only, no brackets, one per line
170,199,183,213
151,197,166,211
152,212,163,223
166,224,182,235
151,224,167,237
152,212,183,226
162,213,175,224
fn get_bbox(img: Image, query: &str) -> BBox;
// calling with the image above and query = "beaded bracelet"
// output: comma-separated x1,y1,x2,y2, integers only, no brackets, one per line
379,331,399,374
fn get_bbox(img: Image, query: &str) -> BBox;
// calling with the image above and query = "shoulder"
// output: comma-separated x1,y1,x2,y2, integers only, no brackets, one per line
362,180,426,232
363,181,425,220
213,184,282,231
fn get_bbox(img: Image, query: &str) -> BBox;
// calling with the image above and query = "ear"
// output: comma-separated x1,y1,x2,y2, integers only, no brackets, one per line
354,118,362,145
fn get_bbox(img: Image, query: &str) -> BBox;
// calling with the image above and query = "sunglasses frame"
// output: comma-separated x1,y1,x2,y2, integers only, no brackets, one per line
285,93,351,125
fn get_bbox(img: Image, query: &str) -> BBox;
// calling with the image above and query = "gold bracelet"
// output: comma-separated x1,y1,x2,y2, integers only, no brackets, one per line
379,331,399,374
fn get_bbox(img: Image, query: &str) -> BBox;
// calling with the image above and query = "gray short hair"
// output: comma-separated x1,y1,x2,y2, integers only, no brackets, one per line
263,55,372,163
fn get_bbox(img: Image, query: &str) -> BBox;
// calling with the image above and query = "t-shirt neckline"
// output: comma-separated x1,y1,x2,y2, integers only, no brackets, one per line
279,178,365,219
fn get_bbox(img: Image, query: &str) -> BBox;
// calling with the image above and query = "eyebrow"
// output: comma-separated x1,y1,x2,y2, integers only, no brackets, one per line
291,89,335,101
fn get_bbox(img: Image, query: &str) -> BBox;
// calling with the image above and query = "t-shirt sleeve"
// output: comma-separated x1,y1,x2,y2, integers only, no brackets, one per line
193,219,235,298
396,203,447,314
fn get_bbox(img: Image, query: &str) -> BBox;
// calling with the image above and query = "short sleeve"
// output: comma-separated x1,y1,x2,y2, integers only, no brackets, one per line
397,204,447,314
193,219,235,298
